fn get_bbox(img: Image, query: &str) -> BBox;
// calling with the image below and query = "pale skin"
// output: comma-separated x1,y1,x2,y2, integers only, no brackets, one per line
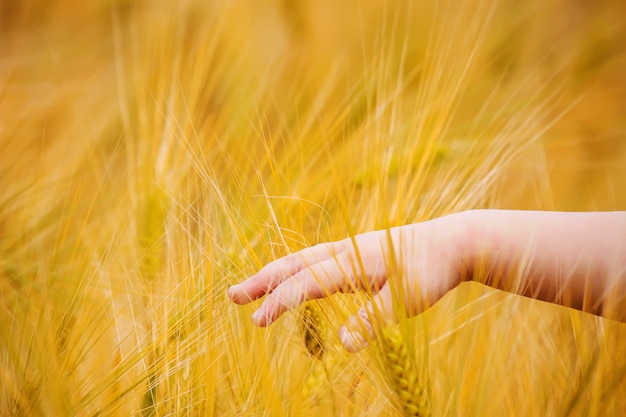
228,210,626,352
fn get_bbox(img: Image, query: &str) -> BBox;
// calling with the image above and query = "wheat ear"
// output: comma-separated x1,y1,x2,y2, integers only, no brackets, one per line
381,326,430,417
300,302,325,360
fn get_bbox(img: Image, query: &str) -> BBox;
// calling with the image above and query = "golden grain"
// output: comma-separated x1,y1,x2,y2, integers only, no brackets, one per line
380,326,430,417
1,0,625,415
301,303,326,360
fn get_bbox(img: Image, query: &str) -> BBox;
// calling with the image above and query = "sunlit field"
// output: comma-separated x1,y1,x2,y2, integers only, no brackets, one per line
1,0,625,415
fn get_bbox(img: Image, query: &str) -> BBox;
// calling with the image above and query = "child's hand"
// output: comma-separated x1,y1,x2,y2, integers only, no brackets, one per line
229,209,626,351
228,212,471,351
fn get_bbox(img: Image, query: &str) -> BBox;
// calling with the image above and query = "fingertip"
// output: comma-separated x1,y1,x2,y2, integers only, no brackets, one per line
339,325,369,352
227,284,238,299
227,284,249,305
228,281,264,305
251,309,264,326
251,306,276,327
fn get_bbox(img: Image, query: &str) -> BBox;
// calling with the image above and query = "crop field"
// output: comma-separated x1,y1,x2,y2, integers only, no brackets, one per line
1,0,625,415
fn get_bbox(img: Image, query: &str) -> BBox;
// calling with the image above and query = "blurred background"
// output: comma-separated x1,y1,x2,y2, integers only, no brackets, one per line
2,0,625,210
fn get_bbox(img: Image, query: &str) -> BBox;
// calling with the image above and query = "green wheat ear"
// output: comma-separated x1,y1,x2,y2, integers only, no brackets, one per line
381,326,430,417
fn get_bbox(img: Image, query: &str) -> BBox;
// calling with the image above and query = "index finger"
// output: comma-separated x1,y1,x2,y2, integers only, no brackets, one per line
228,240,346,304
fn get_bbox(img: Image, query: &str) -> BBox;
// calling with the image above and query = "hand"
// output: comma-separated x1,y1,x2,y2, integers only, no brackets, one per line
228,212,471,351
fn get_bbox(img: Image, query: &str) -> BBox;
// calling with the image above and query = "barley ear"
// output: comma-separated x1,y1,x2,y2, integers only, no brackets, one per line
381,326,430,417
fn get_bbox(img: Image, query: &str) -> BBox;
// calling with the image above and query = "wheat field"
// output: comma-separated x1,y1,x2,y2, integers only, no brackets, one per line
1,0,626,415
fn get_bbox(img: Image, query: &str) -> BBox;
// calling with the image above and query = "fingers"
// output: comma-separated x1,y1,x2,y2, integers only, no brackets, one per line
228,241,345,305
251,254,352,326
338,283,394,352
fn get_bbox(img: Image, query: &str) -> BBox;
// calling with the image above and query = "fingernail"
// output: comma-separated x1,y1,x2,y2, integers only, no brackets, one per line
227,285,240,298
339,327,349,346
339,327,367,352
251,309,265,325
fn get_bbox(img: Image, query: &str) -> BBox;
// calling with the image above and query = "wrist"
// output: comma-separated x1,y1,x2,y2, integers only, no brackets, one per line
446,209,485,283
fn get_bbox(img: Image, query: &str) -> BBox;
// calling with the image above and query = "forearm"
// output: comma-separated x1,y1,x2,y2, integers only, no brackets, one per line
462,210,626,321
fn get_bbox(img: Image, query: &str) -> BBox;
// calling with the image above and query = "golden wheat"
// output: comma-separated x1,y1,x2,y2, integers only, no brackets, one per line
379,326,430,417
1,0,626,415
300,302,326,360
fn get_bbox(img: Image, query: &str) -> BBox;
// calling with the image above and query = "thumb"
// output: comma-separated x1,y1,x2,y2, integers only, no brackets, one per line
338,282,395,352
